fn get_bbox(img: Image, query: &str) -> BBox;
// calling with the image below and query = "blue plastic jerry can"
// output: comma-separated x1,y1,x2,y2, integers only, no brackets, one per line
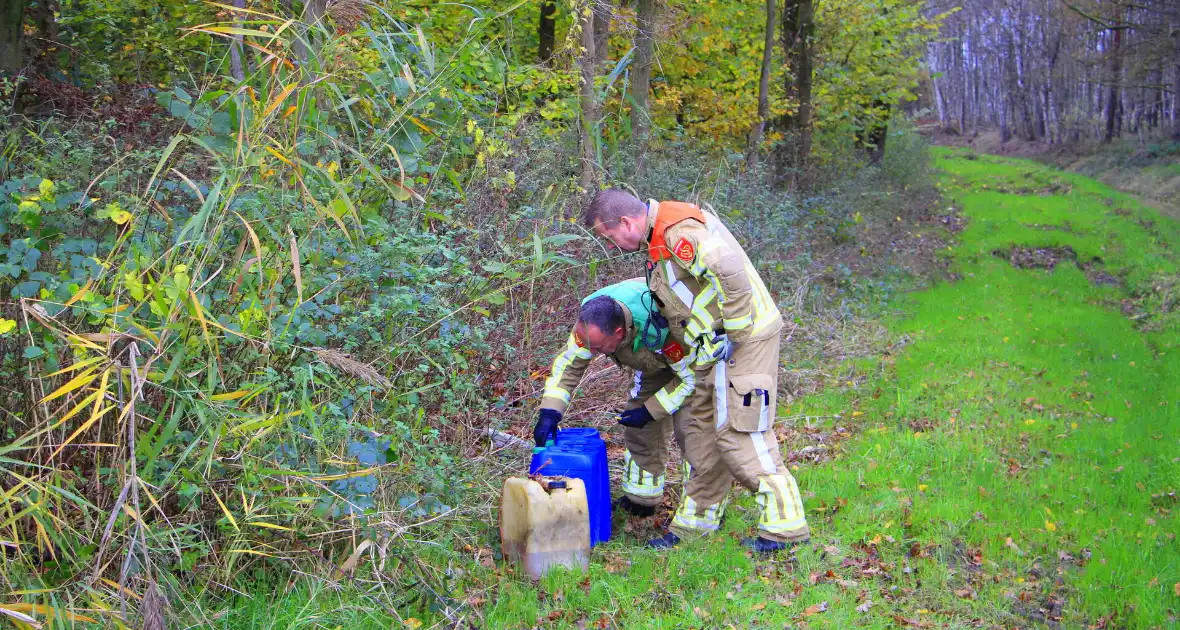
529,428,611,546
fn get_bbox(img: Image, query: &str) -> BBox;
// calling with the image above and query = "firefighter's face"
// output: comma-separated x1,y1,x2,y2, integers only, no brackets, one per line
575,321,625,355
593,215,645,252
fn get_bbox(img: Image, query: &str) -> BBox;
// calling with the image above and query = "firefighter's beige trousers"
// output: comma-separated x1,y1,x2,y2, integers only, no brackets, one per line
619,371,684,506
669,332,810,543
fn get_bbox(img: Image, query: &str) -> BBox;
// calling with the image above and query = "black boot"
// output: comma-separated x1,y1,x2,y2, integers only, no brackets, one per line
741,536,795,554
617,496,656,517
646,532,681,549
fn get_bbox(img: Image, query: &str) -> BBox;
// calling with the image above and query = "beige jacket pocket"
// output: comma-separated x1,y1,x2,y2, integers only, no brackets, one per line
726,373,774,432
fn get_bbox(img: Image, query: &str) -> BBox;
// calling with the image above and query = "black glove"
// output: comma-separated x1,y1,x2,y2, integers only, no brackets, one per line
533,409,562,447
618,405,655,429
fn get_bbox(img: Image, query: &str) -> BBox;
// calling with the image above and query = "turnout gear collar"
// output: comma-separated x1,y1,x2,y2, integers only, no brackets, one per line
581,278,669,353
644,200,706,264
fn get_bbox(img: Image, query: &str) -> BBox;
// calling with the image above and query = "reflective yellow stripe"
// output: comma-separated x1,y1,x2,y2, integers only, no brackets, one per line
543,335,591,402
746,262,779,335
684,285,718,341
671,495,728,533
756,476,808,535
654,389,677,415
723,313,753,330
622,450,665,498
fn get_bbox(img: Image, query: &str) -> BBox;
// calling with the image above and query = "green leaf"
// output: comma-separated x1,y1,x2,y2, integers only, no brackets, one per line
0,318,16,336
23,346,45,359
125,272,145,301
38,179,55,201
97,202,132,225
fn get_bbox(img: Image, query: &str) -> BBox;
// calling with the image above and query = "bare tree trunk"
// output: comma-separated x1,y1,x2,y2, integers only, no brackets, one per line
631,0,656,171
0,0,27,73
593,1,611,71
934,73,948,128
1104,19,1123,143
229,0,246,81
746,0,775,169
538,0,556,64
1173,20,1180,140
579,0,599,189
777,0,814,186
30,0,56,75
294,0,328,66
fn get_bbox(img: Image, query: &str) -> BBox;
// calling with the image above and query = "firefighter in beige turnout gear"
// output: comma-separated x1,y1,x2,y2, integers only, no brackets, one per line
534,279,696,514
585,189,810,553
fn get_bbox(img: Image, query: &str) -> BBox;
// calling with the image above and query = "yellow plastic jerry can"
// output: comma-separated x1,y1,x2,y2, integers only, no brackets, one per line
500,476,590,579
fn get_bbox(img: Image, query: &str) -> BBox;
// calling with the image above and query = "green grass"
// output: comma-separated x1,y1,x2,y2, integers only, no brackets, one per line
193,577,404,629
445,148,1180,629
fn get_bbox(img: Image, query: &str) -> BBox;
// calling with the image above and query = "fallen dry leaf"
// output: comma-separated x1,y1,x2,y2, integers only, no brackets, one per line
856,600,873,613
893,615,933,628
1005,537,1024,555
802,601,829,616
603,555,630,574
750,602,766,612
954,587,975,599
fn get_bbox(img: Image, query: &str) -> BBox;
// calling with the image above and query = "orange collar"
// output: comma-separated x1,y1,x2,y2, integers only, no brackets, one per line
647,201,705,263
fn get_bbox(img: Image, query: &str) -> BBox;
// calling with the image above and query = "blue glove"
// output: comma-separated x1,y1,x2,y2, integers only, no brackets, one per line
618,405,655,428
533,409,561,447
705,332,738,363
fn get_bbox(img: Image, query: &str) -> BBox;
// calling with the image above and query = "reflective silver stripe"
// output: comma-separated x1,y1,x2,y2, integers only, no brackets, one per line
714,361,729,429
630,371,643,399
758,391,771,431
750,431,777,474
665,260,695,308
